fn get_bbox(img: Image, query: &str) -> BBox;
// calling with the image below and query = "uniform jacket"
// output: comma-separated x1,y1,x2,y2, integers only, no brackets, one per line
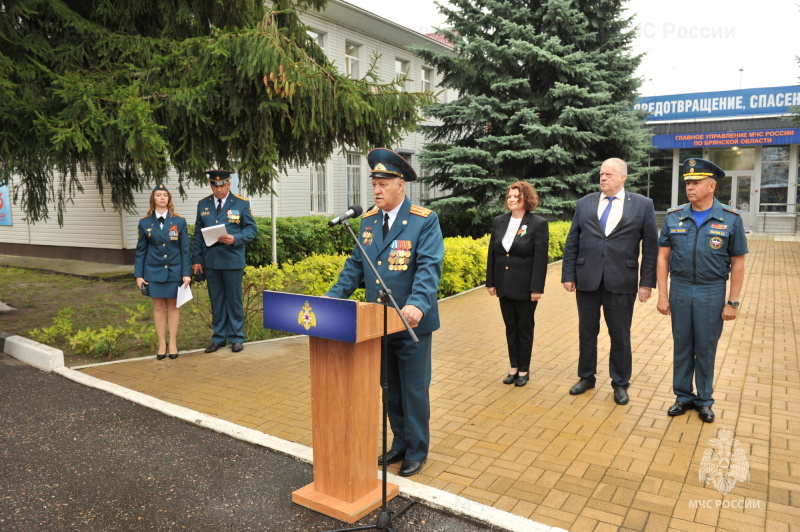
134,213,191,281
191,194,257,269
561,191,658,294
486,212,549,300
658,198,749,284
326,198,445,336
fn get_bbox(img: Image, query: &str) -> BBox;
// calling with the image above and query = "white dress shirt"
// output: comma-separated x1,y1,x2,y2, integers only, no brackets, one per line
597,189,625,236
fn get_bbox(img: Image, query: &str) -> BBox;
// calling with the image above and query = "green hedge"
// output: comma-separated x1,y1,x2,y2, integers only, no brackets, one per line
189,222,571,340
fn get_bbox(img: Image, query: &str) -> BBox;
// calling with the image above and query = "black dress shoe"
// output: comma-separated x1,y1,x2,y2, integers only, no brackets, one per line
697,406,715,423
514,373,529,387
667,401,694,416
231,342,243,353
569,378,595,395
377,449,405,466
168,353,179,360
398,458,426,477
502,373,518,385
613,387,629,405
156,353,167,360
205,342,224,353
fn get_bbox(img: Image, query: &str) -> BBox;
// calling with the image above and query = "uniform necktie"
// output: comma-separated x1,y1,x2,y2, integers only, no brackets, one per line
158,216,165,228
216,198,222,214
382,213,389,238
599,196,615,232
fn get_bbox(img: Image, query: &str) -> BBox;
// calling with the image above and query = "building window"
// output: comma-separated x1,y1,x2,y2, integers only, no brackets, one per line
421,67,433,92
307,29,325,50
395,59,410,90
643,150,673,211
345,42,360,78
760,146,790,212
310,164,328,214
346,153,362,207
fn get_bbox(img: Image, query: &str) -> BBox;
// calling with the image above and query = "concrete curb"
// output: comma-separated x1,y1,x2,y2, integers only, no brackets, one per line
1,331,64,371
54,364,564,532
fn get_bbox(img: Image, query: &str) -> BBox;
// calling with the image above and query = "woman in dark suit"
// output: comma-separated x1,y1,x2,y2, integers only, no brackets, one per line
134,184,192,360
486,181,549,386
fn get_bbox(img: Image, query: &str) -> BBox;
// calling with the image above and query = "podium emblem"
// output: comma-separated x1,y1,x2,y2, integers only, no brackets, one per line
298,301,317,331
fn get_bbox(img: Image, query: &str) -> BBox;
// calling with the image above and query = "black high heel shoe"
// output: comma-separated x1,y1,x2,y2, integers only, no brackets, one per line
168,353,179,360
156,353,167,360
503,373,518,385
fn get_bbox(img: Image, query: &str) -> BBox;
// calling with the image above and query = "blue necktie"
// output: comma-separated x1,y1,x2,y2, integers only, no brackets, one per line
599,196,615,232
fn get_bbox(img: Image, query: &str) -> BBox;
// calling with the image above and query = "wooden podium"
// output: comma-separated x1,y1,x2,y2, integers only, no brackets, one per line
263,291,405,523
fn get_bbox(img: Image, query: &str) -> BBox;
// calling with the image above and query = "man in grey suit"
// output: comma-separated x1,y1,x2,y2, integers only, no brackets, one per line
561,158,658,405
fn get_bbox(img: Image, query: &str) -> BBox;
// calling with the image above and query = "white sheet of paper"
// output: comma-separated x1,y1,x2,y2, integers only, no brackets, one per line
200,224,228,247
176,283,193,308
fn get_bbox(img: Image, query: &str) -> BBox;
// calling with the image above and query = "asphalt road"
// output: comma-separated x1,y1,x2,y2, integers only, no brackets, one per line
0,354,495,531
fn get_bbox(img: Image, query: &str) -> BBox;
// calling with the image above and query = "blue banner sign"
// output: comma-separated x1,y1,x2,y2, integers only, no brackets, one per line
653,128,800,149
636,86,800,122
263,290,359,343
0,181,11,226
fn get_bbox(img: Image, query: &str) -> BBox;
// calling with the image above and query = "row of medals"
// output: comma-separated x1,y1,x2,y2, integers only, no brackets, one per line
389,247,412,271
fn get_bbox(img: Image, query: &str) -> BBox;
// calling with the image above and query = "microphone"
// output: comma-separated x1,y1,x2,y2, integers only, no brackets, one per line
328,205,363,227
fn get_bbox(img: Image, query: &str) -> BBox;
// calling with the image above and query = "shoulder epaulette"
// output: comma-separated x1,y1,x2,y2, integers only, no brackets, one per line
364,207,379,217
410,205,433,218
201,194,213,201
667,204,685,213
172,213,184,219
722,205,741,216
234,194,249,201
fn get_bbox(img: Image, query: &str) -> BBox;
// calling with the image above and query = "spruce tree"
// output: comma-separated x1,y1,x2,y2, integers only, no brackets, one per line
412,0,650,216
0,0,433,223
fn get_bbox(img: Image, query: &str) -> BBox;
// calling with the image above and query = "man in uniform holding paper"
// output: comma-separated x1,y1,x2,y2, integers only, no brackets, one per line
192,170,257,353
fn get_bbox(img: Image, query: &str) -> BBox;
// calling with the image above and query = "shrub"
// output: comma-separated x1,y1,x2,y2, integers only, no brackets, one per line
439,235,489,298
547,220,571,263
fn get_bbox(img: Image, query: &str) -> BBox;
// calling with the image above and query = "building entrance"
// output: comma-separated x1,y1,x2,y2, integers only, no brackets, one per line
715,171,756,232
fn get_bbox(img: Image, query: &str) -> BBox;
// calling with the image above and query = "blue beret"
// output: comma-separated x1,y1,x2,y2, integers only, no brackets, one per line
367,148,417,182
152,183,169,193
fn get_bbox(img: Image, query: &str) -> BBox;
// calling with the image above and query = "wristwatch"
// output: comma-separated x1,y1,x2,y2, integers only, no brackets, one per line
727,300,740,308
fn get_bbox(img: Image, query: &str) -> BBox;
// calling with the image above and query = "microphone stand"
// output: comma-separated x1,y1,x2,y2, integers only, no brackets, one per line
325,218,418,532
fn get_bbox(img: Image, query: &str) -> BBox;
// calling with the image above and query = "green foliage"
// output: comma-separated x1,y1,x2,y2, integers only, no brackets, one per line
29,304,157,362
69,326,125,362
1,0,435,224
412,0,651,217
190,215,359,267
29,307,74,347
436,208,502,238
547,221,572,263
439,235,489,298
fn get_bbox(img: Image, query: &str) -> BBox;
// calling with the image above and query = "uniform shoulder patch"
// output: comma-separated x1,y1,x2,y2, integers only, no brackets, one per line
201,194,213,201
722,205,741,216
233,194,249,201
410,205,432,217
172,213,184,219
667,204,685,213
364,207,380,217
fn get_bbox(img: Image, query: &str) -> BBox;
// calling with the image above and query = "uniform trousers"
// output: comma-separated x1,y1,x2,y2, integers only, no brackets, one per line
498,297,538,373
576,284,636,389
669,280,726,407
205,268,245,345
386,332,432,462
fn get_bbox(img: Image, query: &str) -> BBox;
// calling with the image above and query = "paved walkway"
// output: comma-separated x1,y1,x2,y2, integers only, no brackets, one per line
74,236,800,530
